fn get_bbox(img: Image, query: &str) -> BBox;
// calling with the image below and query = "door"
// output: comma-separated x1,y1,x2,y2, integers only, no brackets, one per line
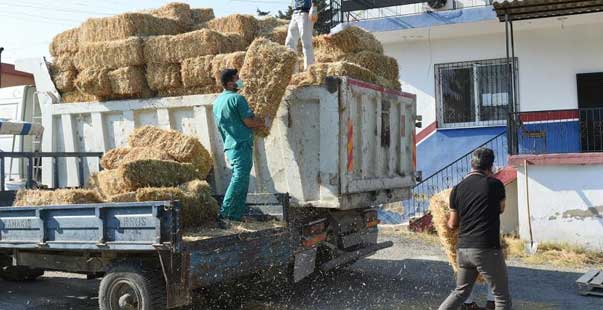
577,73,603,152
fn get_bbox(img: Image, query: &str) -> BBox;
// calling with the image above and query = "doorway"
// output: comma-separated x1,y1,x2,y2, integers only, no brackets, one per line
577,73,603,152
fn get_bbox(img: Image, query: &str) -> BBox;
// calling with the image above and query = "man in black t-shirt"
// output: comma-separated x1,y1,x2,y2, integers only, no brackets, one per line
438,148,511,310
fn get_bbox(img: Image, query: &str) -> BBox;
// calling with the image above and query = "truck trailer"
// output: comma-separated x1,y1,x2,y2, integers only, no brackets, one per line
0,58,417,308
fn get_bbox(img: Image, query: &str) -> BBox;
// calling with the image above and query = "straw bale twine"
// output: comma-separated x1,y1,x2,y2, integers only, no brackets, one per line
13,189,102,206
49,27,80,57
74,37,144,70
80,13,184,43
100,146,174,170
146,63,182,90
144,29,244,64
128,126,213,178
207,14,258,45
239,38,297,136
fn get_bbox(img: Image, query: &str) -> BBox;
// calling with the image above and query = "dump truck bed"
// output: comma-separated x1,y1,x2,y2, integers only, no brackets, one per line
20,57,417,210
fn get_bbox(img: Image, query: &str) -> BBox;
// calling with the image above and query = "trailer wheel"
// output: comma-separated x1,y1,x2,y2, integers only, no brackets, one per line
99,264,166,310
0,266,44,282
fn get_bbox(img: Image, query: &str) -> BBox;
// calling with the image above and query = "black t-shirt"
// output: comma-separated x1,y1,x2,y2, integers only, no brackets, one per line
450,173,506,249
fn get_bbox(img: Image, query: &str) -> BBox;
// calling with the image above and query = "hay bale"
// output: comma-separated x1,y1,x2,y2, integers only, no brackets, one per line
108,66,149,96
95,169,134,197
289,62,378,88
179,179,219,225
144,29,245,64
74,37,144,70
146,63,182,90
145,2,192,28
207,14,258,45
61,90,102,103
267,25,289,45
314,26,384,57
108,192,137,202
50,54,76,72
13,189,102,206
191,8,215,24
96,159,199,196
75,68,111,97
429,189,459,273
239,38,297,136
181,55,214,88
211,51,246,87
342,51,400,81
257,17,289,35
119,159,199,188
52,70,77,93
101,146,174,170
128,126,212,178
80,13,184,43
157,86,219,97
49,27,79,57
135,187,201,229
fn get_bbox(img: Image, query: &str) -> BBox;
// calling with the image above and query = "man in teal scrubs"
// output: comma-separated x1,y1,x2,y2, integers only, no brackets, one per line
212,69,265,221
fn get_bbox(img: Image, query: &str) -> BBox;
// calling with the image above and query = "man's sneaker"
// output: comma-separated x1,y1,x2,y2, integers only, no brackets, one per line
461,302,484,310
485,301,495,309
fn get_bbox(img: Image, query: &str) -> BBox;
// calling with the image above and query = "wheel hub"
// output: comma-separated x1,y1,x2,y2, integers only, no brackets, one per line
109,280,142,310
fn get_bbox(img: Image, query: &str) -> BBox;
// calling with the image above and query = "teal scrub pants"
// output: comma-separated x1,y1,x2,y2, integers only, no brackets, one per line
221,143,253,220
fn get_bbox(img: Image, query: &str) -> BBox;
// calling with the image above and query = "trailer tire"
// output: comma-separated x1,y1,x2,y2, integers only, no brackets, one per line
0,265,44,282
99,264,166,310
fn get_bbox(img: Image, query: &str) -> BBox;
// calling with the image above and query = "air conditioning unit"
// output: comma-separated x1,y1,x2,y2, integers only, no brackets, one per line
424,0,455,11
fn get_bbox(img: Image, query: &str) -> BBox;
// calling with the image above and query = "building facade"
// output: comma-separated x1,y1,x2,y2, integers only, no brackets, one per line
0,63,35,88
349,0,603,249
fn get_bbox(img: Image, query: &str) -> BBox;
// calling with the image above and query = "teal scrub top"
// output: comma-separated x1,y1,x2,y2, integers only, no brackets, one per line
212,90,255,150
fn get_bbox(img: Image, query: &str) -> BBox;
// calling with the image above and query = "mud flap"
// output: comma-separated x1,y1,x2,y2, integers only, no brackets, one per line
293,248,317,282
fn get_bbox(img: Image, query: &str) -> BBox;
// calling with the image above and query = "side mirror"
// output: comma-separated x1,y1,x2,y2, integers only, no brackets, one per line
415,115,423,128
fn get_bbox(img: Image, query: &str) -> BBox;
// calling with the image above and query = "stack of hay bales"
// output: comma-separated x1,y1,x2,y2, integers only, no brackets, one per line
93,126,218,229
290,26,401,90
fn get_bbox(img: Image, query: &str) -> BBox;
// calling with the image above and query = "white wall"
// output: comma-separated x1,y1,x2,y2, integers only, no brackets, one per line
384,18,603,134
516,164,603,251
501,180,519,236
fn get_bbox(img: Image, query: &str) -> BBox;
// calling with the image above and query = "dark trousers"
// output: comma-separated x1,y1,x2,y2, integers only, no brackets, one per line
439,248,512,310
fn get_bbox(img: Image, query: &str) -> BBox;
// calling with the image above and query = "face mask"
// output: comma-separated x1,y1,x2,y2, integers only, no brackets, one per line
235,79,245,90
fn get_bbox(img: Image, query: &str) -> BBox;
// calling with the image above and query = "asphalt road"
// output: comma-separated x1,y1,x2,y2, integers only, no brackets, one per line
1,233,602,310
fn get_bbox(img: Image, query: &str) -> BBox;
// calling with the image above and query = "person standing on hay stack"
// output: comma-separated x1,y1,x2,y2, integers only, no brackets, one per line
213,69,266,222
438,148,511,310
285,0,318,70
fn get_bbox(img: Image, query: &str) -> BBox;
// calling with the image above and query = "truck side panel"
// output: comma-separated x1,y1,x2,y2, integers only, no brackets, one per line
186,228,292,288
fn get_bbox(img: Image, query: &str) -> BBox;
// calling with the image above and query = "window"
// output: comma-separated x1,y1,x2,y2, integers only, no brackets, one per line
435,58,517,128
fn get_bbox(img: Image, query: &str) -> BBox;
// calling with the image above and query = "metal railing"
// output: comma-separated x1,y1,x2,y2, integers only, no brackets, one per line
345,0,493,22
0,152,103,191
508,107,603,155
404,131,508,218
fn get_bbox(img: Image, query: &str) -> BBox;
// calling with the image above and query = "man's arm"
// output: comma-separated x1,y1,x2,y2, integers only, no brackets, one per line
243,117,265,129
447,210,459,230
